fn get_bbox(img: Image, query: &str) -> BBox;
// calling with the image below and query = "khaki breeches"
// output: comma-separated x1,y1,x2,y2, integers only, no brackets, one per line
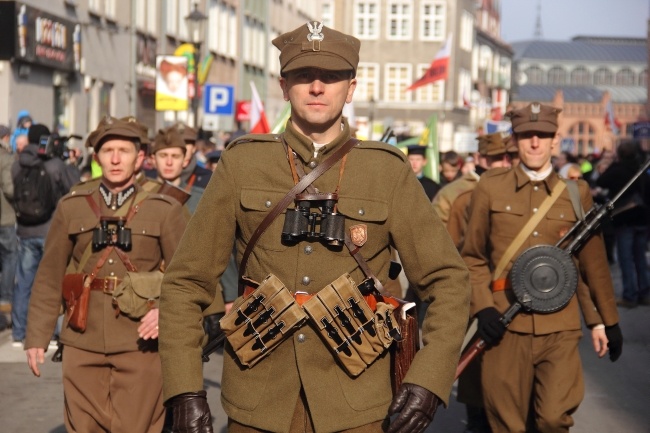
228,388,385,433
481,329,584,433
62,345,165,433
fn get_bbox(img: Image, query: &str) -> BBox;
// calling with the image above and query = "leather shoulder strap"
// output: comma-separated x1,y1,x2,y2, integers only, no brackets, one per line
492,180,566,281
564,179,585,220
238,137,359,295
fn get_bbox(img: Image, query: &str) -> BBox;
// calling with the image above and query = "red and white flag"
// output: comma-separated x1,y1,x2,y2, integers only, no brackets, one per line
406,34,452,92
250,81,270,134
604,100,621,135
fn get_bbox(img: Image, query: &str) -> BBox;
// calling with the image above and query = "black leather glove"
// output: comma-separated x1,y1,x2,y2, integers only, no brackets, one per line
605,324,623,362
164,391,213,433
475,307,507,347
386,383,440,433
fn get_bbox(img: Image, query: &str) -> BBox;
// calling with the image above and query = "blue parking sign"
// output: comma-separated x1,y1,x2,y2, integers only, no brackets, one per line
204,84,234,115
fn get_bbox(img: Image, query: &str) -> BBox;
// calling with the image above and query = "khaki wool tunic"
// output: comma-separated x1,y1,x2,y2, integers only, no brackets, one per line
159,119,471,433
24,183,188,352
462,166,619,333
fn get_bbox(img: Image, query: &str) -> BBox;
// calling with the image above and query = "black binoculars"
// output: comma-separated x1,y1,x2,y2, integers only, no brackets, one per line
92,217,132,251
281,193,346,246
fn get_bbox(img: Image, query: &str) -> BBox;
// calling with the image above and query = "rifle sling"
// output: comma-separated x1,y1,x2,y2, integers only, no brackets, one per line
238,136,360,296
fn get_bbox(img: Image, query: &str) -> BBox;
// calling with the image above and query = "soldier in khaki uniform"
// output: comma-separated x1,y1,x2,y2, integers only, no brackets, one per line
159,22,470,433
462,102,622,433
24,116,188,433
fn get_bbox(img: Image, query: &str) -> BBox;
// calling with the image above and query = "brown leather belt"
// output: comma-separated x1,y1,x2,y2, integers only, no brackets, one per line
491,278,511,292
242,285,399,309
89,276,121,294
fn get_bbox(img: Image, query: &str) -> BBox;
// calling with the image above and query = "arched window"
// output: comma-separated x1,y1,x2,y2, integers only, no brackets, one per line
525,66,544,85
615,68,635,86
593,68,613,85
548,67,567,86
571,67,590,86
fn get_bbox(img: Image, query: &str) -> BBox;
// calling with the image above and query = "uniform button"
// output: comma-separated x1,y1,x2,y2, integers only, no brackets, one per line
304,245,313,255
506,205,511,211
358,209,365,216
302,276,311,285
265,200,272,208
142,229,146,234
71,191,77,195
309,161,318,169
533,207,538,213
110,272,115,276
108,259,114,265
297,333,306,343
533,231,539,237
559,213,564,218
533,186,539,191
80,226,85,231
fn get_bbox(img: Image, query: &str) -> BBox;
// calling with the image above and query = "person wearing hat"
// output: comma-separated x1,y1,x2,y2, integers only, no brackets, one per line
172,122,213,189
23,115,188,433
461,102,622,432
10,124,79,347
159,21,469,433
10,109,32,153
0,124,17,324
406,145,440,200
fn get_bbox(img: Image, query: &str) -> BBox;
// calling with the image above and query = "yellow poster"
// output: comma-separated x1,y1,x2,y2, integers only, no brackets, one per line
155,55,189,111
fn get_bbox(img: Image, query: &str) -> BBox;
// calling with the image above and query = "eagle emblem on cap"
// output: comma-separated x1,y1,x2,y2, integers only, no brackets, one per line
307,21,324,42
530,103,541,121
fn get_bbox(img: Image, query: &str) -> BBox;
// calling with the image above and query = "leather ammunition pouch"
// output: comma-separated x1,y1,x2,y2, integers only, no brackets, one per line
302,274,401,377
220,274,307,367
112,271,164,319
62,273,90,333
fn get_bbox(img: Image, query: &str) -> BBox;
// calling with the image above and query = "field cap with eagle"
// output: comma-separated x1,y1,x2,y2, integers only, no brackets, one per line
86,116,144,152
477,132,511,156
506,102,562,134
272,21,360,74
152,127,186,155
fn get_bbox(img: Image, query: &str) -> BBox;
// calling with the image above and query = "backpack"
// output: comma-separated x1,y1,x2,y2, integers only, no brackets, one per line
13,160,57,225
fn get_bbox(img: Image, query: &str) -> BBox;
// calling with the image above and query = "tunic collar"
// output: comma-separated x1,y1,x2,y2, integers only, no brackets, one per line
514,165,560,194
99,183,136,210
283,117,352,163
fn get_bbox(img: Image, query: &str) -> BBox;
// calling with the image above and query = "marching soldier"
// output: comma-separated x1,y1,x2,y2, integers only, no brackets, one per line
462,102,622,432
158,22,470,433
24,116,187,433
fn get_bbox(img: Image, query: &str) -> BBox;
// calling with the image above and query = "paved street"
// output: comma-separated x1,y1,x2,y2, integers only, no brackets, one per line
1,263,648,433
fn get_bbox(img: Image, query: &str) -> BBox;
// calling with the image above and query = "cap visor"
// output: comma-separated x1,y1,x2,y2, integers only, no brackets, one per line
282,53,354,73
513,122,557,134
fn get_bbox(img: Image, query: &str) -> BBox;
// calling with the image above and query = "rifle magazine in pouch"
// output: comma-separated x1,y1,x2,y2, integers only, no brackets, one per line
219,274,307,367
303,293,368,376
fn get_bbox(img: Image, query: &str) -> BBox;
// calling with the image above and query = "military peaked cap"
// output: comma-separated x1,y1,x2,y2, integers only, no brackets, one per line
506,102,562,134
86,116,143,151
477,132,510,156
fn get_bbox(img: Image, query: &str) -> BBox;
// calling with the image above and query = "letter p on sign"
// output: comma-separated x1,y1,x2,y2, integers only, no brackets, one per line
204,84,235,116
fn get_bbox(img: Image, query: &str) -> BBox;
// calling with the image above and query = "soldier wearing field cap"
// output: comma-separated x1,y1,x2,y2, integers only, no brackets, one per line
159,21,470,433
173,122,213,189
24,115,187,433
462,102,621,432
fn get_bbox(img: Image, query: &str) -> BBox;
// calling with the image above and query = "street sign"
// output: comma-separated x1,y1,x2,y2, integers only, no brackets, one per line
204,84,234,115
633,121,650,139
236,100,251,122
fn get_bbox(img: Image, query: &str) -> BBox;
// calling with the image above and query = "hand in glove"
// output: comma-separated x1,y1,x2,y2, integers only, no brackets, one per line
605,324,623,362
164,391,213,433
476,307,507,347
386,383,440,433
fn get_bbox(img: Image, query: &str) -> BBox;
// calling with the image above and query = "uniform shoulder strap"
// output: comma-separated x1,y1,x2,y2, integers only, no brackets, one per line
563,179,585,220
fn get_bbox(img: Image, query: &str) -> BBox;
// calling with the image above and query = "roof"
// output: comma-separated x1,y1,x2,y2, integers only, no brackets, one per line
511,38,647,63
512,84,647,104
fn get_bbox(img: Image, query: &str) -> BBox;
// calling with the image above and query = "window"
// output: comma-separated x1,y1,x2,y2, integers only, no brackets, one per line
384,63,412,102
147,0,158,34
593,68,613,85
548,67,567,86
166,0,178,35
615,68,635,86
104,0,115,19
640,69,647,87
321,1,335,28
571,67,590,86
459,10,473,51
525,66,544,85
420,1,445,41
209,0,236,58
387,0,412,40
355,63,379,102
354,0,379,39
89,0,101,13
178,0,190,40
414,63,444,103
458,68,471,107
568,121,596,155
136,0,146,30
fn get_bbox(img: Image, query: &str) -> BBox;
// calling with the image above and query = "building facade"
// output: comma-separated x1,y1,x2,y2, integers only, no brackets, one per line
511,36,648,155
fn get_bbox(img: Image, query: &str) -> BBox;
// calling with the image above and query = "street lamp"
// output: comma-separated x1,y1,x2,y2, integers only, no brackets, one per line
184,2,208,128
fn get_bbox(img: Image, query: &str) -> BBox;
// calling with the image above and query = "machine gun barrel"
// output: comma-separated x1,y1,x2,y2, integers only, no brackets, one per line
563,157,650,255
